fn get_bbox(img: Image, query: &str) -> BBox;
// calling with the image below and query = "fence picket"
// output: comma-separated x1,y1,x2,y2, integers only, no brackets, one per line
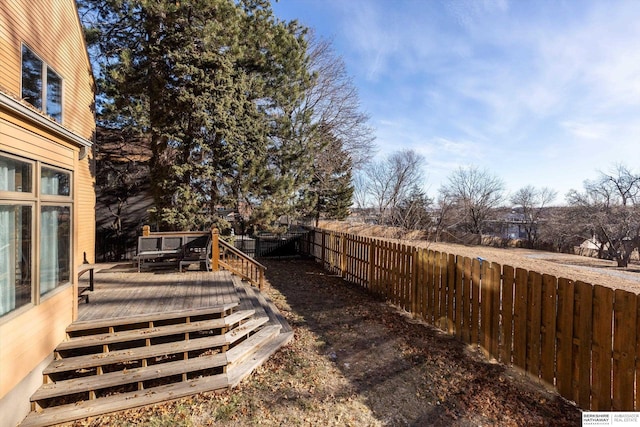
513,268,529,370
426,250,435,324
636,293,640,411
573,281,593,409
455,256,464,339
462,257,472,344
541,274,558,387
527,272,543,380
490,263,501,359
500,265,515,365
591,285,613,410
447,254,456,335
480,260,492,357
556,278,575,399
471,257,481,347
433,251,442,329
612,289,637,410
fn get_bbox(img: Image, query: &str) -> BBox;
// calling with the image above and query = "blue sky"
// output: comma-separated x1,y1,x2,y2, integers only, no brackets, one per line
272,0,640,204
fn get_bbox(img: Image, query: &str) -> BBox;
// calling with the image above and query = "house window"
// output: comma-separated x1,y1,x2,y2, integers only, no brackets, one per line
41,167,70,196
0,155,32,192
0,155,34,316
40,206,70,295
21,45,63,123
40,166,72,295
0,154,73,316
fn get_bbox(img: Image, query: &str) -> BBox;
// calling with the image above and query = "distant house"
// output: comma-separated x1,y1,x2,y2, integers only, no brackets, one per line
0,1,96,425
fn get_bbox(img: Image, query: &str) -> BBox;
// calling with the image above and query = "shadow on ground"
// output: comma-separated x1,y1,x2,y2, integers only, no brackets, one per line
263,257,581,427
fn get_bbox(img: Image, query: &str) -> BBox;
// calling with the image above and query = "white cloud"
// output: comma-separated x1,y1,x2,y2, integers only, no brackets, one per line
274,0,640,201
561,121,610,141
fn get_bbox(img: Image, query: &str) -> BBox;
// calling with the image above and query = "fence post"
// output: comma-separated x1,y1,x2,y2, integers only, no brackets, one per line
210,227,220,271
321,230,326,267
142,225,150,236
368,239,376,294
341,234,347,278
411,247,420,318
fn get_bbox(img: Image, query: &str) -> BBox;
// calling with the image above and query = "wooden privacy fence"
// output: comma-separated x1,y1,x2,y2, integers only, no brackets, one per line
301,228,640,412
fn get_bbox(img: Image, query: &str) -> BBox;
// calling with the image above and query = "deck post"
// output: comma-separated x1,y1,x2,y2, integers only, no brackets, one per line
211,227,220,271
142,225,150,236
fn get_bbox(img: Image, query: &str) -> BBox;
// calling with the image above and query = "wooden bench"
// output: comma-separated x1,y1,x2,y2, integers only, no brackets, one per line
134,232,211,272
134,235,184,272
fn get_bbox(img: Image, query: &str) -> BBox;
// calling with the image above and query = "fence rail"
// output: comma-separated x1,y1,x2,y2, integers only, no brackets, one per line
301,227,640,412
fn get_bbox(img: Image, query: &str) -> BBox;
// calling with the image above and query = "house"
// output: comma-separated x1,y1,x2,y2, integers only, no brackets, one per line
0,1,95,425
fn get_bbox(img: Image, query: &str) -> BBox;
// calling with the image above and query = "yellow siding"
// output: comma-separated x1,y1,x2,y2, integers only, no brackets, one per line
0,114,76,166
76,155,96,264
0,0,95,140
0,0,96,402
0,288,73,398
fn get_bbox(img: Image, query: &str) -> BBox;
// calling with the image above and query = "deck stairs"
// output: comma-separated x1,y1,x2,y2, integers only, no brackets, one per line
21,277,292,427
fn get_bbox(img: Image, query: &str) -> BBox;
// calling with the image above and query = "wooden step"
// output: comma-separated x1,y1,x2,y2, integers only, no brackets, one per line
45,334,228,376
235,277,291,333
227,330,294,387
226,325,281,366
44,315,268,376
33,352,227,402
21,373,230,427
225,316,269,344
66,303,239,336
57,310,254,352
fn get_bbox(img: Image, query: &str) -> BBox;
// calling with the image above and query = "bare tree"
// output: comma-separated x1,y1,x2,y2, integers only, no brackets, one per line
365,149,426,225
511,185,557,248
566,164,640,267
296,33,376,170
439,166,505,235
352,170,370,210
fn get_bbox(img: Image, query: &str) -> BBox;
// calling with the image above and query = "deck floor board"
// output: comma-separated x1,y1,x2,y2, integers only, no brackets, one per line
77,265,238,322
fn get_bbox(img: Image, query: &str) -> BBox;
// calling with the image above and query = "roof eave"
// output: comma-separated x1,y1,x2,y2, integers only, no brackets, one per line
0,91,93,149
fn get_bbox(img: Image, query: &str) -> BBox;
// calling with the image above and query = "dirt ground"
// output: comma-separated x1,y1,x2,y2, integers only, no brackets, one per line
68,257,582,427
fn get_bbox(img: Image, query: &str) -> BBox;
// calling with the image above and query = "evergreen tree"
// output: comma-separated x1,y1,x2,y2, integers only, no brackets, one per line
306,129,354,225
79,0,311,230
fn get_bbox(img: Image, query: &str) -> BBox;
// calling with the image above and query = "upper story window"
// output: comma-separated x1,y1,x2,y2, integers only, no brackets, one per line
21,45,63,123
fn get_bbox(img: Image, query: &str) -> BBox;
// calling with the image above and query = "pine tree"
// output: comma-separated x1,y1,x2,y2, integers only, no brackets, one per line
79,0,311,230
306,129,354,226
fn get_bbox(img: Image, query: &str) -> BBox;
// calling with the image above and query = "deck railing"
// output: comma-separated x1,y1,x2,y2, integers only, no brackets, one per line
140,226,266,289
212,229,266,289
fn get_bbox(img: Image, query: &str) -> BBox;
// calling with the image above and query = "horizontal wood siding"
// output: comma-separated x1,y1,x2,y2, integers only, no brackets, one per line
0,288,73,398
0,115,75,166
76,155,95,264
302,227,640,412
0,0,94,140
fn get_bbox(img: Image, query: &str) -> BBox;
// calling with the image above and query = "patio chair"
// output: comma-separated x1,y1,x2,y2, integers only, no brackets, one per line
179,235,211,272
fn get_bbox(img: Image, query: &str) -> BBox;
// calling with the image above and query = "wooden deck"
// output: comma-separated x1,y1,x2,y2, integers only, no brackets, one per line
22,262,294,427
77,263,238,322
